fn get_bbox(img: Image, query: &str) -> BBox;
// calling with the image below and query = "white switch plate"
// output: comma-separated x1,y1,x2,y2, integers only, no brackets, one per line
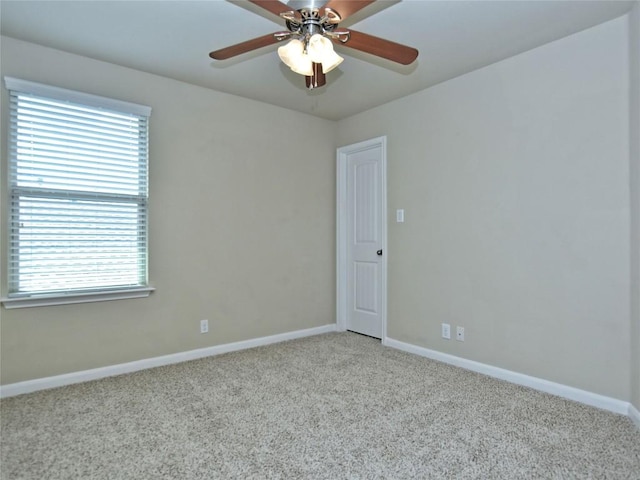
442,323,451,340
396,209,405,223
200,319,209,334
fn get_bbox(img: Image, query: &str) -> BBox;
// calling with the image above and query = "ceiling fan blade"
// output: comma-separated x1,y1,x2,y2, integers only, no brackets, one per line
321,0,375,21
248,0,296,17
209,33,284,60
339,29,418,65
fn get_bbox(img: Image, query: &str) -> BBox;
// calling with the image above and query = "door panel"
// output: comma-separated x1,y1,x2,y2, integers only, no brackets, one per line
355,161,378,243
344,143,384,338
355,261,378,313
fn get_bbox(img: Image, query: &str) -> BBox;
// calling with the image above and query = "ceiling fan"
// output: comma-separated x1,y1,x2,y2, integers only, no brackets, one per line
209,0,419,89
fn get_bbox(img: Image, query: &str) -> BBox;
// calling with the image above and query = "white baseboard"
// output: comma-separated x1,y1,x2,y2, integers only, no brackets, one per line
630,404,640,429
385,337,631,417
0,324,336,398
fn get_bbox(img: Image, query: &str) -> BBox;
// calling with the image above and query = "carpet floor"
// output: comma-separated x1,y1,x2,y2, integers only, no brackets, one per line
1,332,639,479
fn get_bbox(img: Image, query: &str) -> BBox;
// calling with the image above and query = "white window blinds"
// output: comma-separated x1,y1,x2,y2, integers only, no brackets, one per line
5,77,151,297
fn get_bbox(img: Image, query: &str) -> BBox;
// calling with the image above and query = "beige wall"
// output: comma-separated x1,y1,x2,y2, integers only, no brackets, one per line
0,37,337,385
338,16,632,400
630,2,640,411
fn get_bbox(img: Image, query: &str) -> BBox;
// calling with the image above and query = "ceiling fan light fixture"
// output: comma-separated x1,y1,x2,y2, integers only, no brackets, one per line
320,49,343,73
290,55,314,76
306,34,337,62
277,38,304,67
307,34,330,62
278,38,313,76
307,33,343,73
209,1,418,90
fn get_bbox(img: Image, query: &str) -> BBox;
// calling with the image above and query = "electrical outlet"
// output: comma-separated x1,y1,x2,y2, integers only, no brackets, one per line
456,326,465,342
200,319,209,334
441,323,451,340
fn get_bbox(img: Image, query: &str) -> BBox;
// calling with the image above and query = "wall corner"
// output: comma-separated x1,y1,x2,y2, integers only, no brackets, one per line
629,1,640,411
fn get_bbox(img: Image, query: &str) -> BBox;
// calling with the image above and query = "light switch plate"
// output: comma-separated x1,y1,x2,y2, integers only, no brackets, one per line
442,323,451,340
396,209,405,223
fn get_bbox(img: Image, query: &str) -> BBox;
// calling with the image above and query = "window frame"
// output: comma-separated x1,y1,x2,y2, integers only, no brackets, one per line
1,77,154,309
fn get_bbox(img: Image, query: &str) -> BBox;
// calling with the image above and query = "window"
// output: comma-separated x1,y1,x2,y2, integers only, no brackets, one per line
2,77,153,308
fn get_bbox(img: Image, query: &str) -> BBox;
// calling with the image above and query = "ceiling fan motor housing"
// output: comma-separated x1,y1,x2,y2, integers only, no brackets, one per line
284,7,341,42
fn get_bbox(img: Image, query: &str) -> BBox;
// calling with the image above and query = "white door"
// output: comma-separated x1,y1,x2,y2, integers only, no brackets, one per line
337,137,387,339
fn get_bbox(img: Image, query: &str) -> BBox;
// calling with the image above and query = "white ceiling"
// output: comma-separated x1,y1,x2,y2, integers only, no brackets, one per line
0,0,635,120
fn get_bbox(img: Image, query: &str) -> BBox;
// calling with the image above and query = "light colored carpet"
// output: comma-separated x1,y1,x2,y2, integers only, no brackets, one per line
1,332,639,479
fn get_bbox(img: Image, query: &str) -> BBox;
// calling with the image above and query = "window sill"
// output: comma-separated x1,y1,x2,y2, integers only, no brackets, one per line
1,287,155,309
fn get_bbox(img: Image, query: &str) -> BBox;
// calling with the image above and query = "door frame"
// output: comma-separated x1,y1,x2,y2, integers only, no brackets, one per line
336,135,388,343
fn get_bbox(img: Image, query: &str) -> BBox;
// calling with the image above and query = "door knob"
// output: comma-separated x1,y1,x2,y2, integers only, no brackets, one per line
377,249,383,256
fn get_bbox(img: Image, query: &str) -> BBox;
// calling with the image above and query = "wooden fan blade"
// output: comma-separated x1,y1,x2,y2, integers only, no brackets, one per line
209,33,282,60
321,0,375,21
339,29,418,65
248,0,295,17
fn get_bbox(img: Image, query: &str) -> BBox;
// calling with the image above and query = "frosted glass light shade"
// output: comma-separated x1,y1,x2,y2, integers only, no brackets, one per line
320,50,343,73
291,55,313,76
307,34,343,73
278,39,303,66
307,34,331,62
278,39,313,76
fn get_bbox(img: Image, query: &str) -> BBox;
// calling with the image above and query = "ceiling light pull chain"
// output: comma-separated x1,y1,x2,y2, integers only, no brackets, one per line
305,62,326,90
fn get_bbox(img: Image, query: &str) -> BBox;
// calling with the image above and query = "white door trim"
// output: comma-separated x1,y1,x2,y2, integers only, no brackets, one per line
336,136,387,342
